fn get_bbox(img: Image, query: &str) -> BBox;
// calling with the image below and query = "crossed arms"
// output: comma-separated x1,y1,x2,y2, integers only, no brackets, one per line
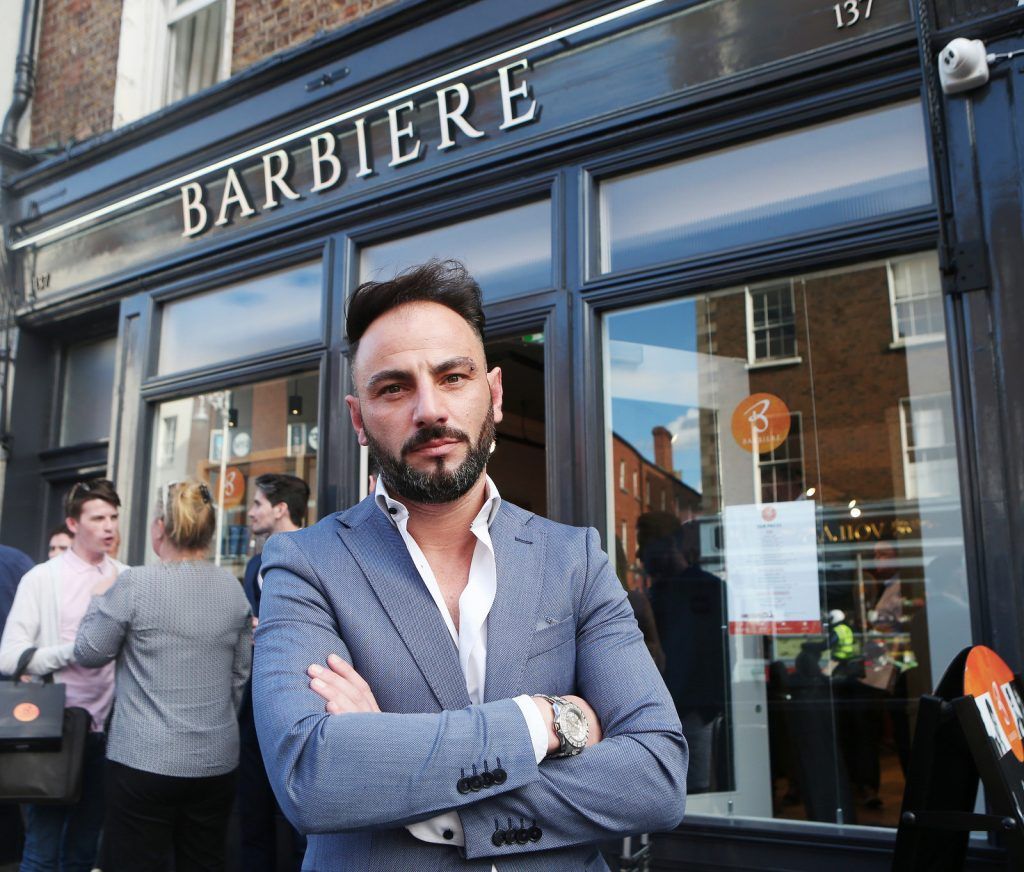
253,527,687,859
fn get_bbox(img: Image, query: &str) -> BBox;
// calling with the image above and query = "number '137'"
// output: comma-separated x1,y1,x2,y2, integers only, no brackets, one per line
834,0,873,28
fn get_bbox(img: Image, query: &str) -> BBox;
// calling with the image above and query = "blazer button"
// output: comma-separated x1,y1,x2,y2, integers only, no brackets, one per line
492,829,506,847
515,828,529,844
528,825,542,842
492,767,507,784
457,778,470,794
468,774,483,791
442,828,454,841
481,771,495,788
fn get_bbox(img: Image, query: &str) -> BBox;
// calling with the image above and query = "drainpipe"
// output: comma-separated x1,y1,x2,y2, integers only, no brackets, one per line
2,0,42,147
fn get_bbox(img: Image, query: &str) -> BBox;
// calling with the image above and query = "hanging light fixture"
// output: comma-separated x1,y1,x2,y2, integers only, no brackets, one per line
228,408,239,429
288,380,302,417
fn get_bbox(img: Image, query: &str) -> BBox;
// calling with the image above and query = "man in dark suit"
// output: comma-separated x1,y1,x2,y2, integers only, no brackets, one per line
254,260,687,870
240,473,309,871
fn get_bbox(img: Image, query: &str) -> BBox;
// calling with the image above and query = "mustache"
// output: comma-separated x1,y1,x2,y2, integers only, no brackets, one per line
401,425,470,456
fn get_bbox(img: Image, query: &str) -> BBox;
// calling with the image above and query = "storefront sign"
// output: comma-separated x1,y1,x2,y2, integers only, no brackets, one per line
179,60,539,237
12,0,913,298
730,393,791,454
725,500,822,635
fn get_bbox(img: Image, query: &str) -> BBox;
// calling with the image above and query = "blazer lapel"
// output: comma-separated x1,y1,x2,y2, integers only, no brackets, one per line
485,504,546,702
336,500,471,712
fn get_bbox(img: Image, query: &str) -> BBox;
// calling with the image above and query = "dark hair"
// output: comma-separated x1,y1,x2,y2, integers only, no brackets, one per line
255,473,310,527
65,478,121,520
157,480,216,552
48,523,72,541
345,259,485,368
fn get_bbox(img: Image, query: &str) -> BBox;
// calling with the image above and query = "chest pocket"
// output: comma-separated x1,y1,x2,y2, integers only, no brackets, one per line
527,617,576,658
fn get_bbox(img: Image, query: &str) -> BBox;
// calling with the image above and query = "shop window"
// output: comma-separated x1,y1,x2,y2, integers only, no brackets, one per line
147,371,319,579
358,201,552,302
604,251,971,830
900,395,957,499
757,413,804,503
113,0,233,128
157,261,322,375
598,102,931,274
747,282,798,364
888,251,945,344
59,336,118,446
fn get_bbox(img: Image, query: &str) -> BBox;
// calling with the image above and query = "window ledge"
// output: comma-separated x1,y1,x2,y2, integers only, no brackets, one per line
889,335,944,350
746,356,803,370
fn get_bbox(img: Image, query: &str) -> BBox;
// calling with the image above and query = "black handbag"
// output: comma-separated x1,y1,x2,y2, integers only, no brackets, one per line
0,648,89,805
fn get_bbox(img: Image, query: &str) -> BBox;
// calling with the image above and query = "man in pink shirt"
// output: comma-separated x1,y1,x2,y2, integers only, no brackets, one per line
0,479,124,872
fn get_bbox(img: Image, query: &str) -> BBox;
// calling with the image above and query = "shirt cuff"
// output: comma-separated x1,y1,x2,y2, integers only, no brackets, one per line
406,811,464,846
513,694,549,764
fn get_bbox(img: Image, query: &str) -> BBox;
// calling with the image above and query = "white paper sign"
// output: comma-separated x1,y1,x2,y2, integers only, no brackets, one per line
724,501,822,635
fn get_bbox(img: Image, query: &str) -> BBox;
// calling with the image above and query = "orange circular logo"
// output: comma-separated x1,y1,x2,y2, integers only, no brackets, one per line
731,393,792,454
12,703,40,723
965,645,1024,763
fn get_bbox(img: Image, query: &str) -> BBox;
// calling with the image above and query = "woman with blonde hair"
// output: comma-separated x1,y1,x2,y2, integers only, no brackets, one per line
75,480,252,871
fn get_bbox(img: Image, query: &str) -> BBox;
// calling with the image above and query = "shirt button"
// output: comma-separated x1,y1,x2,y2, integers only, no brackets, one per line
388,507,398,515
442,828,454,840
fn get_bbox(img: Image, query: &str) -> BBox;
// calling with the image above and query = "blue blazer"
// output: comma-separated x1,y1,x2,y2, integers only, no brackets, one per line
253,496,687,871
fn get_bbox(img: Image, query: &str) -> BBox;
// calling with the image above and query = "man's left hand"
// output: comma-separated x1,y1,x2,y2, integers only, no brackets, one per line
308,654,381,714
91,568,118,597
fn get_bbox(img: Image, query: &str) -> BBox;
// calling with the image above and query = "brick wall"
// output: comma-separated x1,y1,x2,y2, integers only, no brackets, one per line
30,0,122,148
231,0,399,75
28,0,400,148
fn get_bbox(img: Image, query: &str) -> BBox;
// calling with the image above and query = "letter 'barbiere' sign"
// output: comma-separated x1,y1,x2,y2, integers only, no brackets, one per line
179,60,539,238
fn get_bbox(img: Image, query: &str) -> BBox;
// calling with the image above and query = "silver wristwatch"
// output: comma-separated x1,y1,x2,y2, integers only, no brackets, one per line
537,694,588,757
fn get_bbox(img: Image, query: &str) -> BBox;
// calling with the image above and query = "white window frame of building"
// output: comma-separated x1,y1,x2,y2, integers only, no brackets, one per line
620,520,628,558
745,280,800,366
632,469,639,497
899,395,958,499
755,412,805,503
887,251,945,347
619,459,626,491
159,415,178,467
113,0,234,129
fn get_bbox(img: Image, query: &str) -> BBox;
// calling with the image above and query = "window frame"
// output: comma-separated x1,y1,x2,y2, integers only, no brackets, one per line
113,0,234,128
886,252,946,348
898,394,958,500
755,411,805,504
745,279,801,368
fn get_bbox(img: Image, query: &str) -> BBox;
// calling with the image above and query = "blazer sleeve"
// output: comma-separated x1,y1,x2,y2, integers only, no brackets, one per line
0,569,75,676
253,531,542,835
74,570,134,668
457,527,688,859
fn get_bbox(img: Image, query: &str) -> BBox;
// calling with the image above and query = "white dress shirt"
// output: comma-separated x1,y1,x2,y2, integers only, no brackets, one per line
373,477,548,854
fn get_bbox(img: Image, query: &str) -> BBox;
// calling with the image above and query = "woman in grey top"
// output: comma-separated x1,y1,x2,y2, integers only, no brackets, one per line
76,480,252,871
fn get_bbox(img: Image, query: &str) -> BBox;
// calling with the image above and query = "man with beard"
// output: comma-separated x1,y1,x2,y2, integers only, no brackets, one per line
253,260,687,871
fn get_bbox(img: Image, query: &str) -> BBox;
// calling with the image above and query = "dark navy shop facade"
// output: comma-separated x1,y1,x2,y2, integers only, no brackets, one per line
3,0,1024,868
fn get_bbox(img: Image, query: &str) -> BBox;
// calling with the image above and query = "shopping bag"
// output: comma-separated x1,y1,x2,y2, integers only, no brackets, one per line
0,649,89,805
0,649,67,750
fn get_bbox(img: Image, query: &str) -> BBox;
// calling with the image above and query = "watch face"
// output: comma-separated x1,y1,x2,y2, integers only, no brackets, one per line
560,706,588,746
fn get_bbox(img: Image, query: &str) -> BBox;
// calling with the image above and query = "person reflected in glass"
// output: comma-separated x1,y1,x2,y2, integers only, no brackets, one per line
614,536,666,673
637,511,728,794
240,473,310,871
75,480,252,871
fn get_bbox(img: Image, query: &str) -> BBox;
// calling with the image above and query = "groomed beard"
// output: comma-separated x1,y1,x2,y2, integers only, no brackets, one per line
365,405,495,504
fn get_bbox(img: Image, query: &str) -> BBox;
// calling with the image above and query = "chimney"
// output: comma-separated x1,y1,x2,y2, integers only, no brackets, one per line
652,426,672,472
